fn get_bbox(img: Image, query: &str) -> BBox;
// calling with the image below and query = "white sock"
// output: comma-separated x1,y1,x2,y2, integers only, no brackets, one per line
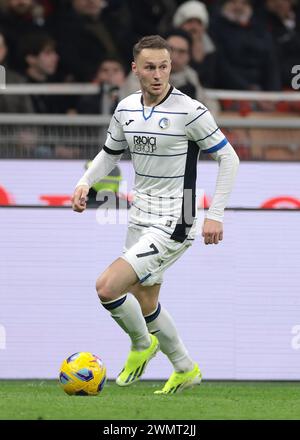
101,293,151,351
145,303,194,373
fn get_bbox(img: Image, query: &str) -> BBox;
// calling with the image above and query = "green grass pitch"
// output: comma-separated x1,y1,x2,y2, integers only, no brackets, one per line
0,380,300,420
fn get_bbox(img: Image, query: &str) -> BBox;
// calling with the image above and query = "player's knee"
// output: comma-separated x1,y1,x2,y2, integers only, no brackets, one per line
95,276,119,302
95,278,112,302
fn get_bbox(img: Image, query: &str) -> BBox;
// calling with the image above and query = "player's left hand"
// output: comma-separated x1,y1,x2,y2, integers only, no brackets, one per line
202,218,223,245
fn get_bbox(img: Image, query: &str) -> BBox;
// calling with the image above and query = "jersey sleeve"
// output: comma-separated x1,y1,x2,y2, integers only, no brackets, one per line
185,104,228,155
103,109,128,155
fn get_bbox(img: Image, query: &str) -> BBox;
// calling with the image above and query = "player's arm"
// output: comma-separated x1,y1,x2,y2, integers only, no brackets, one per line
202,143,239,244
72,110,127,213
185,104,239,244
72,148,124,212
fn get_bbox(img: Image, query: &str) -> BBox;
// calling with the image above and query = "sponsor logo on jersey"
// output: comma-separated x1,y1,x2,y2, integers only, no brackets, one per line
159,117,170,129
133,135,157,153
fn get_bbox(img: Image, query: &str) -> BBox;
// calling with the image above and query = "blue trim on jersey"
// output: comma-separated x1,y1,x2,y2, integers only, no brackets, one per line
155,110,188,115
129,221,149,228
132,202,178,218
134,188,183,199
185,110,208,127
113,115,120,123
140,273,152,283
118,109,143,112
124,131,185,137
202,138,228,154
131,151,187,157
135,171,184,179
195,127,220,142
107,131,126,142
118,109,188,115
143,105,155,121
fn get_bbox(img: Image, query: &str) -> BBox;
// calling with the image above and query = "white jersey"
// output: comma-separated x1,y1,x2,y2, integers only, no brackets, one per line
103,86,228,242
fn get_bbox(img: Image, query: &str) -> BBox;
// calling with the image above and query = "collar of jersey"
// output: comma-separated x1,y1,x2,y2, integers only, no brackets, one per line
141,85,174,121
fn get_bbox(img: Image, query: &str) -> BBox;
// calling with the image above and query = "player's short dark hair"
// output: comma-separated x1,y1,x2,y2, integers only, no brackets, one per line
133,35,171,60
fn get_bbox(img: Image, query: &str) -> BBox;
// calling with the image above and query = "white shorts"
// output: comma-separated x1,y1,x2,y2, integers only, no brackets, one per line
121,221,194,287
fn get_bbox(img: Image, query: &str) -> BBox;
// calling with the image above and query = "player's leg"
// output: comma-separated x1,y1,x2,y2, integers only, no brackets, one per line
148,301,201,394
131,282,193,370
96,256,138,301
96,257,155,350
130,282,201,394
127,229,202,394
96,257,159,387
129,280,161,316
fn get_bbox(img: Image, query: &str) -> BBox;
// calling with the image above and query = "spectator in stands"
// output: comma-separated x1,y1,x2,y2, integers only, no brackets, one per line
167,29,198,98
50,0,123,82
165,29,219,113
0,0,46,70
172,1,218,88
211,0,281,91
19,32,62,113
77,57,126,150
127,0,179,39
77,57,126,114
264,0,300,89
0,31,34,113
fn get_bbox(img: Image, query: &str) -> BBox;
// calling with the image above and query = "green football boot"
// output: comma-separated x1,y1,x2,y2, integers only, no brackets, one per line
154,363,202,394
116,334,160,386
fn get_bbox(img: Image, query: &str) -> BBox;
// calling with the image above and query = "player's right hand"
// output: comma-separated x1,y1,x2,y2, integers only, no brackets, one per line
71,185,89,212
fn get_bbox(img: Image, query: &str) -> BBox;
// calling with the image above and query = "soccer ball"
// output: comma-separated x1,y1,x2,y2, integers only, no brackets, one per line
59,352,106,396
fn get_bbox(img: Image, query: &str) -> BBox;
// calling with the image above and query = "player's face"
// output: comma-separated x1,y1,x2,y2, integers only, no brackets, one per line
132,48,171,99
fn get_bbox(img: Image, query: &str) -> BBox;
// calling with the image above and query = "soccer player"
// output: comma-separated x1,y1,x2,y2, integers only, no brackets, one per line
72,35,239,394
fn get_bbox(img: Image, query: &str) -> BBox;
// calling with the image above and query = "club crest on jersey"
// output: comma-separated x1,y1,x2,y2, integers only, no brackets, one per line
159,118,170,129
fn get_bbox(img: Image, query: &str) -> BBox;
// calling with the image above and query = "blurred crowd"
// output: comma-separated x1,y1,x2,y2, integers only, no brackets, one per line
0,0,299,115
0,0,299,162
